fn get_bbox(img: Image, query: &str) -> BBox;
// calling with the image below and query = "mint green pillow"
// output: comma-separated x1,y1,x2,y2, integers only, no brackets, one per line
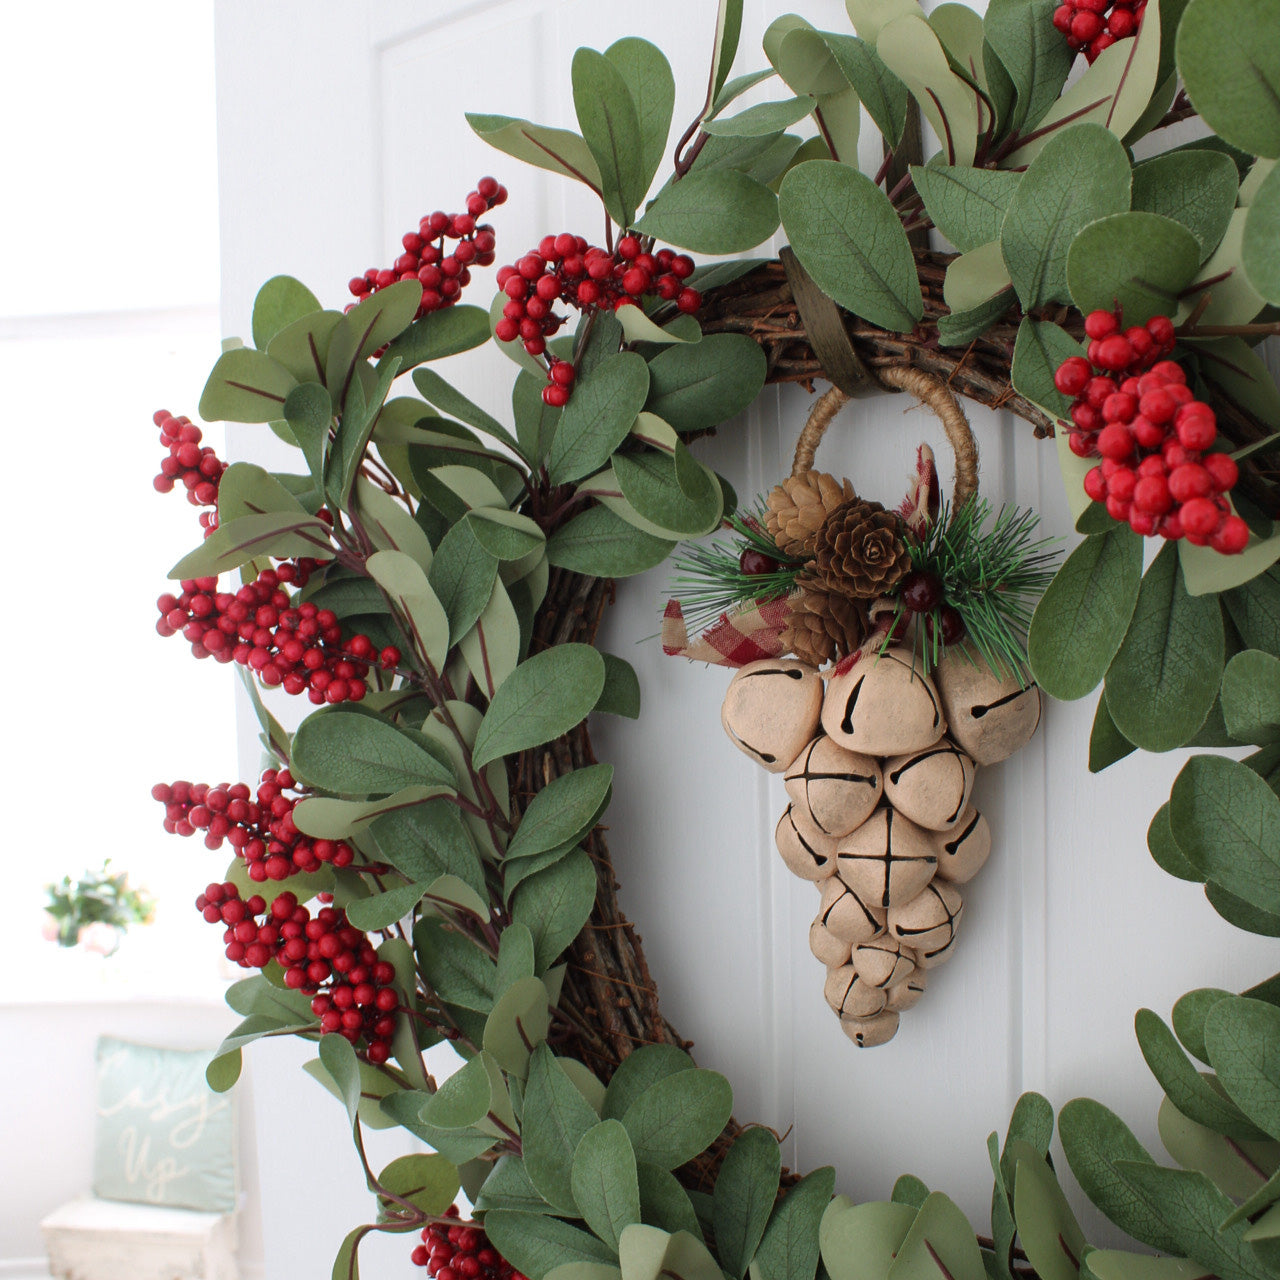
93,1037,236,1213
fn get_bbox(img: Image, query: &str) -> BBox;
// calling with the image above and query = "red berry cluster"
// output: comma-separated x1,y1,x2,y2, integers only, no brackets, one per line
348,177,506,319
411,1206,525,1280
152,770,356,880
153,409,225,536
155,564,402,701
495,233,700,407
1054,310,1247,552
190,883,400,1062
1052,0,1146,62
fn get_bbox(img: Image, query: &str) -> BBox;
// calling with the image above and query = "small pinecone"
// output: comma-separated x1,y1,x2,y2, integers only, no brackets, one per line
765,471,855,556
812,498,911,599
782,577,868,667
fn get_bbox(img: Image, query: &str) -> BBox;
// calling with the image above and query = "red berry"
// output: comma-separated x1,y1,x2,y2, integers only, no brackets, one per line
1095,335,1136,372
1211,515,1250,555
1202,452,1239,493
1055,356,1092,397
1133,475,1173,515
1096,424,1134,461
1146,314,1175,347
1168,463,1213,503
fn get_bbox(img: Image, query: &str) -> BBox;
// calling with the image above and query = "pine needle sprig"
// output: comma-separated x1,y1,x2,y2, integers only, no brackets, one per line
896,498,1061,682
669,507,806,633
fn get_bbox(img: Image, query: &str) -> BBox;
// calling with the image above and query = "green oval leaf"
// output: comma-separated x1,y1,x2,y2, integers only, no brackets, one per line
1058,1097,1183,1254
779,159,923,330
473,644,606,769
465,113,603,189
571,1119,642,1251
1001,123,1131,310
1136,1007,1270,1140
1029,528,1144,700
911,165,1022,254
251,276,321,351
483,975,552,1079
1223,650,1280,745
606,38,675,199
512,846,598,971
1171,755,1280,913
548,353,650,486
1244,161,1280,303
508,765,614,862
704,95,817,137
168,511,334,580
483,1211,618,1280
634,170,781,254
1204,998,1280,1141
367,548,451,671
1066,212,1202,328
547,505,676,578
644,333,767,434
199,347,300,423
523,1044,603,1215
1177,0,1280,159
1104,543,1225,752
713,1127,782,1280
572,48,647,228
1132,149,1240,260
620,1068,734,1169
290,704,455,796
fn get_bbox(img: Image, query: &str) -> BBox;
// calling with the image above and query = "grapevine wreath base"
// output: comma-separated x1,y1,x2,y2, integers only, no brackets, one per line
147,2,1280,1279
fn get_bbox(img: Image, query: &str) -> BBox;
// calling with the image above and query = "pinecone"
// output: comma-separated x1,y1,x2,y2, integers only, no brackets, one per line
765,471,855,556
782,577,868,667
812,498,911,599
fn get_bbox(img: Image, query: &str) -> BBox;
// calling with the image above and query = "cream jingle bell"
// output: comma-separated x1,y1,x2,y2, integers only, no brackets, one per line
721,658,823,772
671,374,1055,1048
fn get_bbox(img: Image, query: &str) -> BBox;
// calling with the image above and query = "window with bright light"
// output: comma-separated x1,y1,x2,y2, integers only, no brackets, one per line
0,2,235,999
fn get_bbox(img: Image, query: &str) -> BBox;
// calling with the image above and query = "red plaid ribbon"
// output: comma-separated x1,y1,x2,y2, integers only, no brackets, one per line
661,594,794,667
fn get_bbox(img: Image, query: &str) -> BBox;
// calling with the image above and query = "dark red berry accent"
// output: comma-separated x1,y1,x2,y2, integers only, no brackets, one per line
900,570,944,613
739,549,779,576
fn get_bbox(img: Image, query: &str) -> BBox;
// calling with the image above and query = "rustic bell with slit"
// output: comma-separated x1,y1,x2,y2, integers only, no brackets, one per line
818,875,886,946
882,740,976,831
932,806,992,884
784,736,882,838
884,967,927,1012
820,647,946,757
721,658,824,772
776,804,839,881
888,881,964,964
823,963,889,1019
852,935,916,990
933,647,1042,766
809,917,852,969
835,807,938,910
840,1009,901,1047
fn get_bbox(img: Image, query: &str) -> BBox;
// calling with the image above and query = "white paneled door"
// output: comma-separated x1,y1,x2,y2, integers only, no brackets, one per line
214,4,1277,1277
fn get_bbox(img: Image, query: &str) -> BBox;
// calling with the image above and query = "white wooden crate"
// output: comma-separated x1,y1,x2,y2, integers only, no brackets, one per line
40,1197,236,1280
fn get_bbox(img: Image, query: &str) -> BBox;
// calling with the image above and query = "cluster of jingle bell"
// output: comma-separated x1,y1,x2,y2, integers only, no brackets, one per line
721,643,1042,1046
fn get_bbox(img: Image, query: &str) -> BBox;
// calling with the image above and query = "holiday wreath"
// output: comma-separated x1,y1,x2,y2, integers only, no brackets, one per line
149,1,1280,1277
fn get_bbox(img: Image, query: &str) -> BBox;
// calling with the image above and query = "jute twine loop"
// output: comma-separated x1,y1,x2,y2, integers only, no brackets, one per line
790,368,981,513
